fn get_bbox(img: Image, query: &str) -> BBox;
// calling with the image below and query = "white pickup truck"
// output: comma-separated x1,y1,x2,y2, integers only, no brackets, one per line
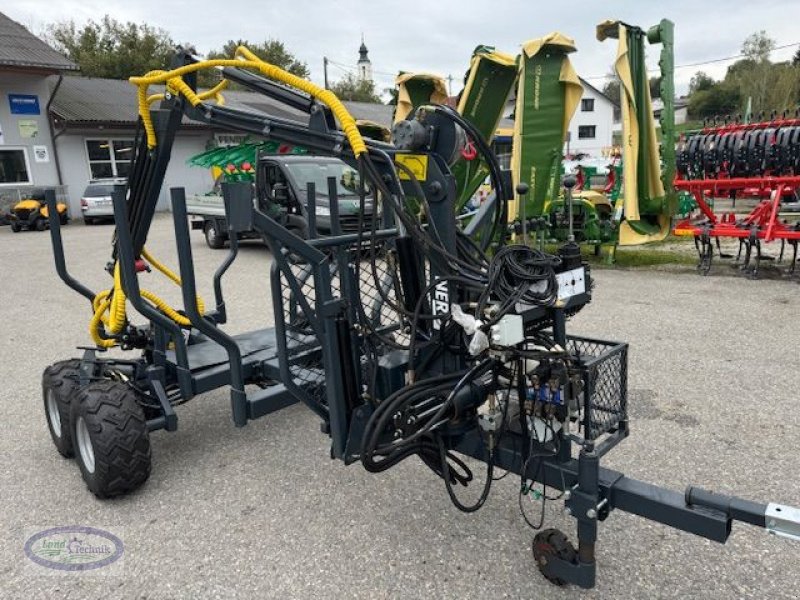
188,155,376,248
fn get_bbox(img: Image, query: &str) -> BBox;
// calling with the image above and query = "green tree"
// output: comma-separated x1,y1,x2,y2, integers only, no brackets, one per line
688,81,742,119
199,39,309,87
601,79,620,106
724,32,778,114
649,76,662,99
742,31,775,63
384,87,398,106
47,16,174,79
688,71,715,95
329,72,381,102
763,62,800,114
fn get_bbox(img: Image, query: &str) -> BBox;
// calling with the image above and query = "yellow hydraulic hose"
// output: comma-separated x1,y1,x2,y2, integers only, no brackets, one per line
89,250,205,348
197,78,228,105
147,78,229,107
100,45,363,348
128,46,366,156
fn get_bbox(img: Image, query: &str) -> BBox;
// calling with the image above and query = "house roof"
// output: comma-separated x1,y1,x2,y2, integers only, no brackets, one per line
50,76,395,129
579,77,618,107
342,100,394,125
0,12,77,72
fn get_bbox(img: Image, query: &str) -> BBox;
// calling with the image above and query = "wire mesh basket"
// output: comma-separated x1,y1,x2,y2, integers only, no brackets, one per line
269,234,408,412
567,336,628,443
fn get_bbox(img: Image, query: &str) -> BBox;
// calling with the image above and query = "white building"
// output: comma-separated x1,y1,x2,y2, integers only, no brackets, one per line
652,96,689,125
357,38,372,83
0,11,394,219
565,79,618,158
0,12,77,215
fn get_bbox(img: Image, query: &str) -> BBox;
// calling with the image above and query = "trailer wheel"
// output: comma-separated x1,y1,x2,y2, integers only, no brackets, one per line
204,221,225,249
532,528,577,586
70,380,151,498
42,359,82,458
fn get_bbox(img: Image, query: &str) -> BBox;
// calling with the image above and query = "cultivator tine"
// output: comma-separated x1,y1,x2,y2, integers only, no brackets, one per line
740,238,753,274
715,236,733,259
697,231,713,275
790,241,799,275
735,239,745,264
753,240,763,279
778,239,786,263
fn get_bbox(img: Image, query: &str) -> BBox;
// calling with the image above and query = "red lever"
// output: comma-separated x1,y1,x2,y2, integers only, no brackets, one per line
134,259,149,273
461,140,477,161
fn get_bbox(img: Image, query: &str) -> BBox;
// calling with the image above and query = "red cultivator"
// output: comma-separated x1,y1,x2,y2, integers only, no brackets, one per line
673,117,800,277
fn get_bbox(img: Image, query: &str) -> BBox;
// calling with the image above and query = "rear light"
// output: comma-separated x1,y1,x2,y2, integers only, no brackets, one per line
81,198,88,209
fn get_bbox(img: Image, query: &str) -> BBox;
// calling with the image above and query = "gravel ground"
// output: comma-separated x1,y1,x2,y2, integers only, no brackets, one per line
1,215,799,599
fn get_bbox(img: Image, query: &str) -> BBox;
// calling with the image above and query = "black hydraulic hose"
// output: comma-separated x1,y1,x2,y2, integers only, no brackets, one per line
437,433,493,512
429,104,509,249
369,357,496,461
361,366,479,470
358,156,474,325
363,150,486,282
476,244,560,326
362,373,462,461
394,159,487,278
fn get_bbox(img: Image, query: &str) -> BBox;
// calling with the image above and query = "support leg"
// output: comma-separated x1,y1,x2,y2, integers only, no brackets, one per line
532,445,599,589
575,447,600,566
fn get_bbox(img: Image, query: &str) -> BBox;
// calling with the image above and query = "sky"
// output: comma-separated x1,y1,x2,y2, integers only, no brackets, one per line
5,0,800,97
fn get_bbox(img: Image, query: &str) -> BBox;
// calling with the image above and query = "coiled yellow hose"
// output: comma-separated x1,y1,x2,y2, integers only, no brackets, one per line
128,46,366,156
147,78,229,107
89,250,205,348
98,45,361,348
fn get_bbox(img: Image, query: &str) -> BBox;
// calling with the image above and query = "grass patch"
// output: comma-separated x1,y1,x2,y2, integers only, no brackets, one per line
540,242,697,268
675,120,704,135
606,247,697,267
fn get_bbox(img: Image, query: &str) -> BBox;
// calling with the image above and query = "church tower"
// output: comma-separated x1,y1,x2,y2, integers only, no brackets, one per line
357,35,372,83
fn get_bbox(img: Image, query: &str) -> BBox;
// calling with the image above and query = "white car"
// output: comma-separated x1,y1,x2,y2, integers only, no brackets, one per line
80,179,126,224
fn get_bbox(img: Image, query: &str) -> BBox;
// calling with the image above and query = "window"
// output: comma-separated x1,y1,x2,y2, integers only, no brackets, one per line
0,149,31,185
86,139,134,179
578,126,596,139
581,98,595,112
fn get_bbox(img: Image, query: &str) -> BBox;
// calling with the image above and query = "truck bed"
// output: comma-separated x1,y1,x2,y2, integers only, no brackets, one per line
186,193,225,217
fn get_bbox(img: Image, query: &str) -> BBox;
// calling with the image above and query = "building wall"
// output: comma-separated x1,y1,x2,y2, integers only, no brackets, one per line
566,85,615,157
675,105,688,125
651,98,690,126
0,71,60,212
55,128,214,217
